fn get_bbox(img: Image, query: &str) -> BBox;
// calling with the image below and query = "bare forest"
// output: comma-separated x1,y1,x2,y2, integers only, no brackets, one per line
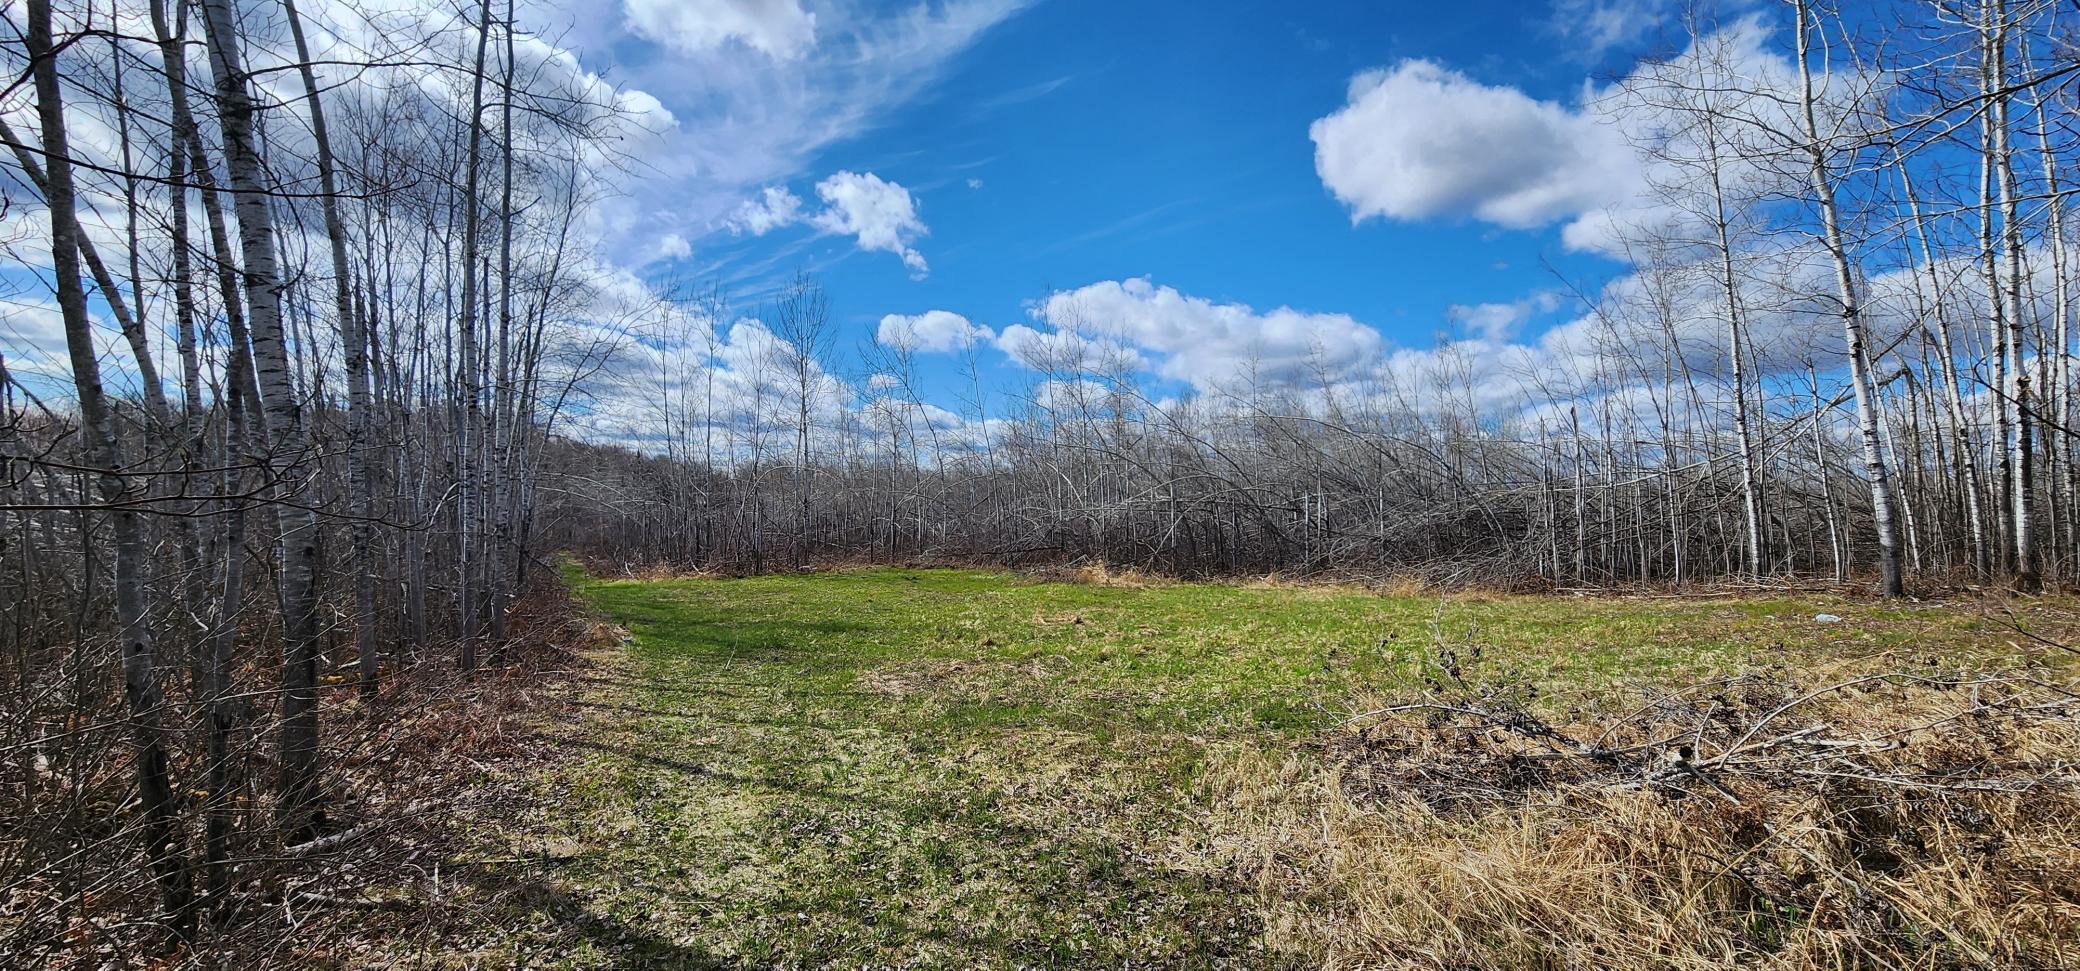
3,0,2079,966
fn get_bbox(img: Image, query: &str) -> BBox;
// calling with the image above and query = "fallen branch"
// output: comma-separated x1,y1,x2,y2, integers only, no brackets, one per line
282,799,441,859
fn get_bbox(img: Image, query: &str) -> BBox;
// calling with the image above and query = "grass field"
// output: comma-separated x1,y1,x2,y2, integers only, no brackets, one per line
471,567,2076,968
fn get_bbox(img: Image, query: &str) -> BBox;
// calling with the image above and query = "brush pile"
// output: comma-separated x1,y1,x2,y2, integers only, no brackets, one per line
1234,648,2080,969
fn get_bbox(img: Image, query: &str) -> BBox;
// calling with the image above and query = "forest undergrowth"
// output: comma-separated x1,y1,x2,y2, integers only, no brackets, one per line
3,581,607,968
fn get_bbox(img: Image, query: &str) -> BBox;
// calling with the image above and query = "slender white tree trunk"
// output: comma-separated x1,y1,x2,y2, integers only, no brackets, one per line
281,0,382,694
1987,0,2037,588
1795,0,1902,596
28,0,191,923
199,0,330,838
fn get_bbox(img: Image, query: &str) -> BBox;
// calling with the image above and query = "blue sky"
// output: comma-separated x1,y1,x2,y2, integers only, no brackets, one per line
5,0,1820,436
563,0,1716,412
823,2,1591,329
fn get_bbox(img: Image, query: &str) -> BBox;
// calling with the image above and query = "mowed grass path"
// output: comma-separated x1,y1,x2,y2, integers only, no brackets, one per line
490,568,2062,968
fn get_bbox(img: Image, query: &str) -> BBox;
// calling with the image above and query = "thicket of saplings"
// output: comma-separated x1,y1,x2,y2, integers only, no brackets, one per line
4,0,2080,966
4,0,622,962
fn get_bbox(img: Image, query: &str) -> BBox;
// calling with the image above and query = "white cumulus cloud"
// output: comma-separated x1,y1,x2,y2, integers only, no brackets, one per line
717,171,932,276
878,310,994,352
654,233,692,261
1031,278,1385,391
994,325,1145,375
726,186,806,236
1446,291,1562,341
1309,60,1635,232
811,170,930,276
1308,18,1846,259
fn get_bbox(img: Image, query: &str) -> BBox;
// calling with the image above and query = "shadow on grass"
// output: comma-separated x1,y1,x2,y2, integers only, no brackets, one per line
601,611,883,660
463,863,745,969
566,698,858,733
533,731,1281,967
575,673,884,702
541,733,888,802
561,574,1301,965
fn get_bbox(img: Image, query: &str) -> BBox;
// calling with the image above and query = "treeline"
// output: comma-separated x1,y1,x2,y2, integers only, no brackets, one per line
2,0,626,955
548,0,2077,593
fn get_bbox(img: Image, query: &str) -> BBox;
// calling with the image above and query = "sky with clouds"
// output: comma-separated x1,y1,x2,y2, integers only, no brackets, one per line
11,0,1904,447
537,0,1766,416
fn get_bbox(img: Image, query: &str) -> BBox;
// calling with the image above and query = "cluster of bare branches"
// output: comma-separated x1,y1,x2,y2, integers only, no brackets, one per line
1313,638,2080,966
1345,660,2080,810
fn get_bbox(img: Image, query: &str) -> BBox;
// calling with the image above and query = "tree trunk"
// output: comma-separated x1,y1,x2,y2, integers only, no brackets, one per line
281,0,383,695
1795,0,1903,597
199,0,330,839
27,0,192,927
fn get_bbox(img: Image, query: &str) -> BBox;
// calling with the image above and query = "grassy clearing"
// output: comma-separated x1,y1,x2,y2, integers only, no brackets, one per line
465,567,2075,968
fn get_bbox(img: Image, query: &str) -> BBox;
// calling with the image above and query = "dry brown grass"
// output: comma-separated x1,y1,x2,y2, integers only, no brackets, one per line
1195,662,2080,970
1025,562,1473,599
608,560,724,580
1013,560,1173,588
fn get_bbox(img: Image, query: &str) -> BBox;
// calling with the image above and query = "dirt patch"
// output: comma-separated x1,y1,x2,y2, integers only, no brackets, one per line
858,658,989,699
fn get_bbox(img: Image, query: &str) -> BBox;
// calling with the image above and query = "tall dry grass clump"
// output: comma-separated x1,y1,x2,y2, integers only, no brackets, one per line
1199,659,2080,970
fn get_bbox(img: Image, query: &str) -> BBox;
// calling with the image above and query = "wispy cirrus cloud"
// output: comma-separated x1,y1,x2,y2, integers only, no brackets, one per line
576,0,1032,278
622,0,819,60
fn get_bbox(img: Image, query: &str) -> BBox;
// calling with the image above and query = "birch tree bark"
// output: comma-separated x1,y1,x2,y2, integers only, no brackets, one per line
198,0,330,838
455,0,494,671
1986,0,2038,589
282,0,382,694
26,0,191,924
1793,0,1903,596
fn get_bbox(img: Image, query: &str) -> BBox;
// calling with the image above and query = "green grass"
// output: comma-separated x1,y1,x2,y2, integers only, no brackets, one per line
471,566,2070,968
